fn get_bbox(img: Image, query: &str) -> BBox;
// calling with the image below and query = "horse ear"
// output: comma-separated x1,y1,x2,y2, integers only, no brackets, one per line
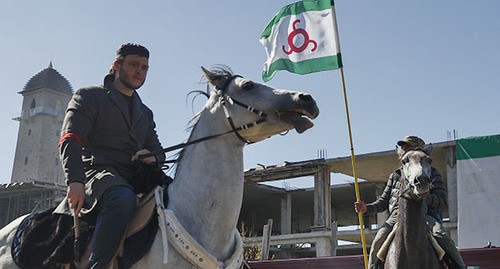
201,66,226,89
424,143,433,154
396,146,405,159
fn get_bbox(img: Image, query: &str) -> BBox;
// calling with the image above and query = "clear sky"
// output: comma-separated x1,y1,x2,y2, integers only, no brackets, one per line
1,1,499,185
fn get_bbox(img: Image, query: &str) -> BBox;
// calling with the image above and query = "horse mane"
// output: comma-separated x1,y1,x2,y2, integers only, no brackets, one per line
185,65,235,130
173,65,235,175
202,65,234,82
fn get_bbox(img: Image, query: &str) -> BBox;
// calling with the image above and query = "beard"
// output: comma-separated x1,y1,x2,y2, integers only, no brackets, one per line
118,68,145,90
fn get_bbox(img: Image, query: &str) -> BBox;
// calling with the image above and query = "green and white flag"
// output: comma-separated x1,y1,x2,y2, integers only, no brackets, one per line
456,134,500,248
260,0,342,82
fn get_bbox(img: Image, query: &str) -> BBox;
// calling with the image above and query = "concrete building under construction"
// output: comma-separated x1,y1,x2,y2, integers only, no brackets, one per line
239,134,500,259
239,141,457,258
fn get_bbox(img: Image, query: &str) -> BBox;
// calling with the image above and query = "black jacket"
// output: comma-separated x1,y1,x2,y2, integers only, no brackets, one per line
59,74,165,193
366,167,448,223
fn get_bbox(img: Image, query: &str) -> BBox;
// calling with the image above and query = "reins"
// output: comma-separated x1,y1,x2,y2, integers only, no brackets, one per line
217,75,268,144
139,75,267,161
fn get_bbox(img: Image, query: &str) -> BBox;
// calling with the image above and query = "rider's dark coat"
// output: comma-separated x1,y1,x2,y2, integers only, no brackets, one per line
55,74,165,215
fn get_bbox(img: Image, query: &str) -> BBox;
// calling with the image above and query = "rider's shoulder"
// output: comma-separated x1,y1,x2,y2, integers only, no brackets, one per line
74,85,106,95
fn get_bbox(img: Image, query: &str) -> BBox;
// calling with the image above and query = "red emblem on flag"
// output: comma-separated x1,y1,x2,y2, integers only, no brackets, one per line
282,19,318,55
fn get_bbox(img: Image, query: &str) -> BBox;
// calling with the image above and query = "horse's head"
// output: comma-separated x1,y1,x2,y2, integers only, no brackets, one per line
201,66,319,143
399,149,433,199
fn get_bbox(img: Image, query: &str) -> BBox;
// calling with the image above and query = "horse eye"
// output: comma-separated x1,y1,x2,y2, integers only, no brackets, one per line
241,81,254,91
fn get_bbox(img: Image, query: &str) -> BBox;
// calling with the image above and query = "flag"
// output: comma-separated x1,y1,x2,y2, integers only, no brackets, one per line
260,0,342,82
456,134,500,248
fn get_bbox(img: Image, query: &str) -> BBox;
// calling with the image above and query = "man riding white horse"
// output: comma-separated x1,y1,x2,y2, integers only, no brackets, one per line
0,64,320,269
354,135,466,269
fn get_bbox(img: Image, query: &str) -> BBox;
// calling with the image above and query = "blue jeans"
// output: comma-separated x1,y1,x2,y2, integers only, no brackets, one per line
87,186,136,269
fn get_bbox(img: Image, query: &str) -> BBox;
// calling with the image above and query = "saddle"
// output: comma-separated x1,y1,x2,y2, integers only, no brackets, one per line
12,189,162,269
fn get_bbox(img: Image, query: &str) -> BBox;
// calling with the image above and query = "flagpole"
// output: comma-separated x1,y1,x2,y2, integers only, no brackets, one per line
339,67,369,269
259,1,369,265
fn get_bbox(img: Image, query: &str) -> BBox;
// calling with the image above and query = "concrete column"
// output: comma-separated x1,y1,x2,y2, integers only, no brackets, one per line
315,237,332,257
314,166,331,228
331,221,338,256
445,146,459,243
281,193,292,234
261,219,273,260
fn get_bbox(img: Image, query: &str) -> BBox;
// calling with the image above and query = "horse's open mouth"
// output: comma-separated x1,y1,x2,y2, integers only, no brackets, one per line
279,109,318,133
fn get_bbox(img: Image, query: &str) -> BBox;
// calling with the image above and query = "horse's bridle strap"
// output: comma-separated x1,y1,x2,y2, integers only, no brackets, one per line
226,96,267,118
216,75,267,144
139,74,267,159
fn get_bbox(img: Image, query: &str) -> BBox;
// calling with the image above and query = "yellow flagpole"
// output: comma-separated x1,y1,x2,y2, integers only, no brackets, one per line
339,67,369,269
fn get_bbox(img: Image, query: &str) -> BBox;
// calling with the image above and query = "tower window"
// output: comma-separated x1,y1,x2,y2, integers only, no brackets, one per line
56,100,63,116
29,99,37,116
28,129,31,136
24,157,28,165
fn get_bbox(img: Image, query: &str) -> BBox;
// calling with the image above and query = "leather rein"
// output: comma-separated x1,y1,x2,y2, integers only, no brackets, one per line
139,75,267,161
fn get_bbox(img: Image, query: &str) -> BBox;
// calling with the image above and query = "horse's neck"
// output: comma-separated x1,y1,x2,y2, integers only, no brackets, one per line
394,197,429,255
167,111,244,261
389,196,439,269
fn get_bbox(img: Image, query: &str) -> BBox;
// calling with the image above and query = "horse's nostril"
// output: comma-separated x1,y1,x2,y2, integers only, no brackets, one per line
298,93,313,103
414,176,431,186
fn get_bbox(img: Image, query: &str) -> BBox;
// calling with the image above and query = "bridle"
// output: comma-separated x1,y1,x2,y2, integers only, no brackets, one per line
216,75,268,144
139,75,268,160
398,169,413,200
398,150,433,199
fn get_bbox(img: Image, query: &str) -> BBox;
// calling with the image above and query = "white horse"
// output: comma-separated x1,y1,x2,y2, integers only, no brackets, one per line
0,66,319,269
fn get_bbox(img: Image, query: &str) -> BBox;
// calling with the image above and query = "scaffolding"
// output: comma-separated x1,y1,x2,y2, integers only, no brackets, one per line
0,181,66,228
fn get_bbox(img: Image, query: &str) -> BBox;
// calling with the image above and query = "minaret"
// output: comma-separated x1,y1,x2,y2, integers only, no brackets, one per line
11,62,73,185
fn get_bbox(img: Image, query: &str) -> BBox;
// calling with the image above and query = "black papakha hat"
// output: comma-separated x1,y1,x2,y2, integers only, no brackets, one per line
116,43,149,59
